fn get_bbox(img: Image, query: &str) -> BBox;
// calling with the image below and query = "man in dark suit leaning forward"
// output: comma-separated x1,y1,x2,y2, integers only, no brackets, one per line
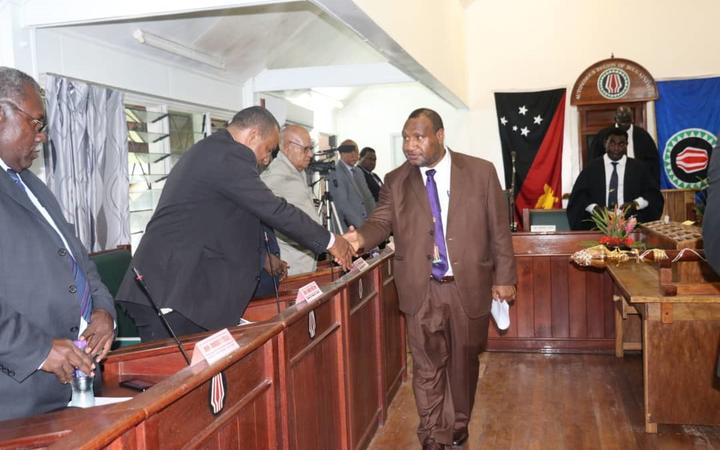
117,106,354,342
0,67,116,420
345,108,517,450
567,127,664,230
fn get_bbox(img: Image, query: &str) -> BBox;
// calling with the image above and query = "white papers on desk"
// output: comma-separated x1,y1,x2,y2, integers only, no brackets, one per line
68,397,132,408
491,299,510,330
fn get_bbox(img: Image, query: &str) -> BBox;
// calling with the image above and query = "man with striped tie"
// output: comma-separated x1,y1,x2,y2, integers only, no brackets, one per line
0,67,116,420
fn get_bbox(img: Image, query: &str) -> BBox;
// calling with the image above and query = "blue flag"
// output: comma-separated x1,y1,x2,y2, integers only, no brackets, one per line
656,77,720,189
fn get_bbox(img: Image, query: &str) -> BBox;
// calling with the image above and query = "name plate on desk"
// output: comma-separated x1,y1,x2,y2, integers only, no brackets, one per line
530,224,556,232
296,281,323,303
191,328,239,366
351,257,370,272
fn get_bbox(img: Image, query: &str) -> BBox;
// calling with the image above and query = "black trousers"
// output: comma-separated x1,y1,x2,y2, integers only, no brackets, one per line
118,302,207,343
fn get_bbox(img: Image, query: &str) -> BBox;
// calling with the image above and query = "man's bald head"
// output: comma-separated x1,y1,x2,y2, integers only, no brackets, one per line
338,139,359,166
614,106,633,131
280,125,313,171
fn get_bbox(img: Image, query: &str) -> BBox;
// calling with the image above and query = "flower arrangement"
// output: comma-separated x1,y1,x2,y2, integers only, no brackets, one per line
588,204,639,249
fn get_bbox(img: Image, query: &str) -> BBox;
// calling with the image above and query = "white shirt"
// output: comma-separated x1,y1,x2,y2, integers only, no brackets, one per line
419,148,453,277
0,158,88,336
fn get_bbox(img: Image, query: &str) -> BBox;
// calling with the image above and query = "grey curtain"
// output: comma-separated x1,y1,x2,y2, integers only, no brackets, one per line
44,75,129,252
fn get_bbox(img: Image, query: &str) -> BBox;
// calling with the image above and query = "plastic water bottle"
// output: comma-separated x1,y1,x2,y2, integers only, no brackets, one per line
69,340,95,408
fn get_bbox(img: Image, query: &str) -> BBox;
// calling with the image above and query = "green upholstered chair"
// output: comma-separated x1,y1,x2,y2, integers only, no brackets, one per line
89,248,140,348
522,208,571,232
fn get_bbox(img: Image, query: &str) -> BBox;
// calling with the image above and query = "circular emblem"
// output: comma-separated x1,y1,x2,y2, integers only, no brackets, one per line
663,128,716,188
597,68,631,99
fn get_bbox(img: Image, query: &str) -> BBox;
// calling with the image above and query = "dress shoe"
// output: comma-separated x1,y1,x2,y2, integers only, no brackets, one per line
452,429,469,448
422,438,447,450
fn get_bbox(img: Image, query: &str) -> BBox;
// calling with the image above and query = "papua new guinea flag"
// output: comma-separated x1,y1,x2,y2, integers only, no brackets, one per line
495,88,566,224
656,77,720,189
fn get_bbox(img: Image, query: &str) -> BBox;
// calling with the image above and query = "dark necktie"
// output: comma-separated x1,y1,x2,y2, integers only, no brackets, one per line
608,162,619,208
6,168,93,322
425,169,448,279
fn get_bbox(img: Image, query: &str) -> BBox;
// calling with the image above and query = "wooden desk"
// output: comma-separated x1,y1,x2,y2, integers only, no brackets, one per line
607,262,720,433
490,232,616,353
0,250,404,450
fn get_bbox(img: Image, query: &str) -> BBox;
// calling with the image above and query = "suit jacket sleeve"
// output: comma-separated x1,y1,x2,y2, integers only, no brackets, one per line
566,164,598,231
634,127,660,187
215,148,330,254
485,164,516,285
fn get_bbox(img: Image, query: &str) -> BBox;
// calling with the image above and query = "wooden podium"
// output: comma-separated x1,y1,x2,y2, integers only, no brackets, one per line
0,250,405,450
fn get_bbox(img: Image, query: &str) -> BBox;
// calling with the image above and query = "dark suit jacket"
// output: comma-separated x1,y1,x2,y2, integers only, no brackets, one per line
704,148,720,275
589,125,660,186
0,168,115,420
359,166,382,202
117,130,330,330
358,150,516,318
704,148,720,378
566,156,664,230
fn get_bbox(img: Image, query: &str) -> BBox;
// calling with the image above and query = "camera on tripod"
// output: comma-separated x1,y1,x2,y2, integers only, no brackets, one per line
308,148,337,174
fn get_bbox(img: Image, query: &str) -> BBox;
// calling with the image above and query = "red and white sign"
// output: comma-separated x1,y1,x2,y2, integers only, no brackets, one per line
191,328,239,366
296,281,323,303
351,257,370,272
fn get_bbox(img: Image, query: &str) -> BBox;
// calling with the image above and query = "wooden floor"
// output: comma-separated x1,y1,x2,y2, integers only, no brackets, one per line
368,352,720,450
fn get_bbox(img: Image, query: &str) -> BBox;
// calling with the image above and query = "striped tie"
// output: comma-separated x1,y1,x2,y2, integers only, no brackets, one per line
7,168,93,322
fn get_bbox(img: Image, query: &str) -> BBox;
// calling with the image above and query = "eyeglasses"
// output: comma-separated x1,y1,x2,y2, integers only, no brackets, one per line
288,140,314,153
0,99,47,133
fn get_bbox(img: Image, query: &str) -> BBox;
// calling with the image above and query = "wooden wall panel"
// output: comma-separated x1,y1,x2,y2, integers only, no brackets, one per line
288,331,344,450
381,271,405,414
515,257,535,338
532,257,553,337
489,233,616,353
550,257,570,338
586,271,606,338
348,292,381,450
568,265,588,338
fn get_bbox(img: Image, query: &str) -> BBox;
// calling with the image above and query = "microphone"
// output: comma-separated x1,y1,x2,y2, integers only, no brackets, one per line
132,267,191,365
314,148,337,156
263,231,283,314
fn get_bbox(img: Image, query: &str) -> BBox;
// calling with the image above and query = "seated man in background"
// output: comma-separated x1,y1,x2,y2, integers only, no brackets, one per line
329,139,375,232
357,146,383,202
589,105,660,186
0,67,116,420
261,125,321,276
567,128,663,230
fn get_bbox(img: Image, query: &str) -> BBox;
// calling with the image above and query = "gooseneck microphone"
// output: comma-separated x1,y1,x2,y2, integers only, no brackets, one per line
132,267,191,365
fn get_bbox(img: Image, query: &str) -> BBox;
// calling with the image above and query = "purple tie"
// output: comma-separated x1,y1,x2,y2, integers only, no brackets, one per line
425,169,448,279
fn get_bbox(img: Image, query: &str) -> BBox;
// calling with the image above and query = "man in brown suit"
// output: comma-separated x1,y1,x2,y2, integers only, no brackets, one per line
345,108,516,449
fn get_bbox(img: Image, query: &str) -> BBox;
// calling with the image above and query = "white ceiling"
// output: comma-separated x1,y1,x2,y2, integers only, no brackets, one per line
57,2,387,92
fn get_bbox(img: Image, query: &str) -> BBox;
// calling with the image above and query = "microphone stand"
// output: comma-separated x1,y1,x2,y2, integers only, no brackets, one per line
509,151,518,232
263,231,283,314
132,267,191,365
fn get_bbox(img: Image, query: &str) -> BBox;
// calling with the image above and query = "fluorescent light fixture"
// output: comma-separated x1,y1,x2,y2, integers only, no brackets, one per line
133,29,226,70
